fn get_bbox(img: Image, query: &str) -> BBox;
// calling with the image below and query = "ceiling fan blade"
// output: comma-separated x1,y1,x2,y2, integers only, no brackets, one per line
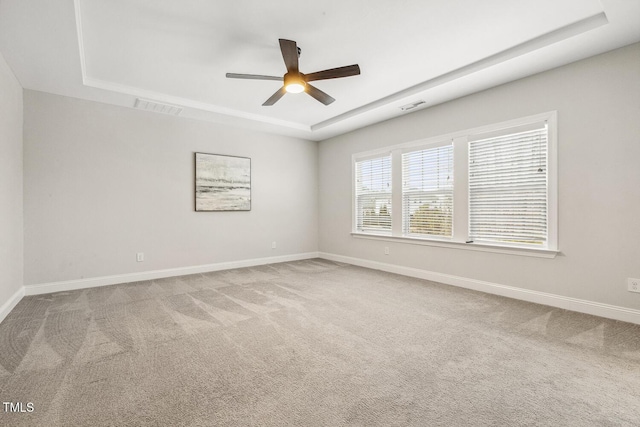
305,84,335,105
279,39,299,73
226,73,283,81
305,64,361,82
262,87,287,106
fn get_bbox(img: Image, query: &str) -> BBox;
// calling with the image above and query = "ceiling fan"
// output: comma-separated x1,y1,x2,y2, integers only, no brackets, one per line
226,39,360,106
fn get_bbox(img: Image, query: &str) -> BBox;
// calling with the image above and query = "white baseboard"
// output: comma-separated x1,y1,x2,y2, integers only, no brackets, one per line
8,251,639,326
319,252,640,325
24,252,320,296
0,286,25,323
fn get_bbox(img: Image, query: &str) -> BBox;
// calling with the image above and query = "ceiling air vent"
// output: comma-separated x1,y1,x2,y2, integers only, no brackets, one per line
134,98,183,116
399,100,426,112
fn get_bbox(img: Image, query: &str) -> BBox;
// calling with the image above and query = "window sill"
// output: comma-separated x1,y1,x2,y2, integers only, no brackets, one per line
351,232,559,259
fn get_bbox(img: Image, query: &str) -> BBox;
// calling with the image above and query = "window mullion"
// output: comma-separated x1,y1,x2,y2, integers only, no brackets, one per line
391,149,403,236
452,136,468,243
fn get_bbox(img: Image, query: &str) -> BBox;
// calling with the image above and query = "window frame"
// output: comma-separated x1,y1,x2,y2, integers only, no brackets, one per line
353,152,393,235
401,140,454,239
467,124,550,247
351,111,558,258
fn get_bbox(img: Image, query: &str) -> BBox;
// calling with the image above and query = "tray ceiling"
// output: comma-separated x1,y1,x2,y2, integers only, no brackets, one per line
1,0,639,140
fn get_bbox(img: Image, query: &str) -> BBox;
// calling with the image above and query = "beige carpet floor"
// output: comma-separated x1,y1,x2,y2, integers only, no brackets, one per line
0,258,639,426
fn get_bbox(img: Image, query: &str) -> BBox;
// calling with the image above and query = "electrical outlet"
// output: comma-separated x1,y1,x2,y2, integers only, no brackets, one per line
384,247,389,255
136,252,144,262
629,278,640,293
272,241,276,249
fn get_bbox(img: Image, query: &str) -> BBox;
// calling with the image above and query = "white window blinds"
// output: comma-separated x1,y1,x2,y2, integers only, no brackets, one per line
355,155,392,233
402,144,453,237
469,125,548,246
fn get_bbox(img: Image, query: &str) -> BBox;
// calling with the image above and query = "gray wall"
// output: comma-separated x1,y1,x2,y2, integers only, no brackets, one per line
0,51,23,307
11,42,640,314
23,91,318,285
318,43,640,310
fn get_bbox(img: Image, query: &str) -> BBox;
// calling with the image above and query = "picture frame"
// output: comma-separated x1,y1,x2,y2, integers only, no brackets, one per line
195,152,251,211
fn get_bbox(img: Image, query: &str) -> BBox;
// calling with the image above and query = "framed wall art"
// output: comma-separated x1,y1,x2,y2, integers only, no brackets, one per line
195,153,251,211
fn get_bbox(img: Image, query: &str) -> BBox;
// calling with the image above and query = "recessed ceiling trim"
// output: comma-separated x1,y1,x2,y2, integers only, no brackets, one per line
310,11,608,131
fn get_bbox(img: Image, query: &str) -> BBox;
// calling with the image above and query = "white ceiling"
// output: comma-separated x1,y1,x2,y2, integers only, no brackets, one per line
1,0,639,141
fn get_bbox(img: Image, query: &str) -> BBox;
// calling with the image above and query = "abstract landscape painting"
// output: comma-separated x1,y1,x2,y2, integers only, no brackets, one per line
195,153,251,211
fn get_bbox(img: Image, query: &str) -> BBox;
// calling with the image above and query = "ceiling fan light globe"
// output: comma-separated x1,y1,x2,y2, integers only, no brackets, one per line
285,83,305,93
284,72,306,94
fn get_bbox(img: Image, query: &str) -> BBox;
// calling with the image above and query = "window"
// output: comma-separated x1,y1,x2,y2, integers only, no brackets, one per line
469,126,548,246
352,112,557,255
354,155,392,234
402,143,453,237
